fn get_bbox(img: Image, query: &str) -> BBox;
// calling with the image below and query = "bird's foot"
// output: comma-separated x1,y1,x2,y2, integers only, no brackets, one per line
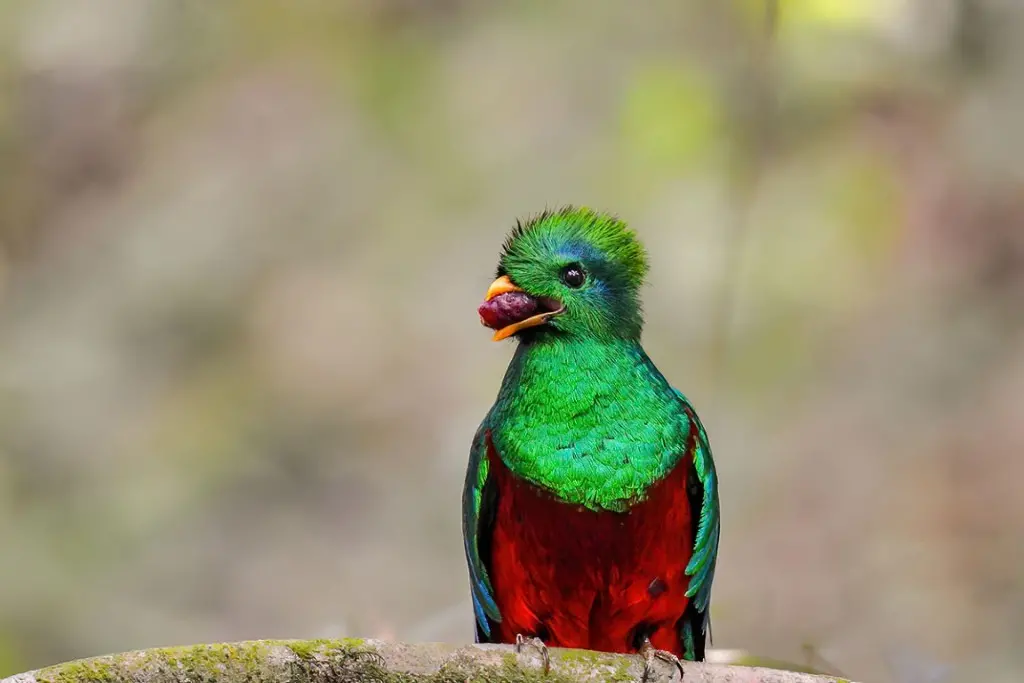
514,633,550,675
639,637,685,682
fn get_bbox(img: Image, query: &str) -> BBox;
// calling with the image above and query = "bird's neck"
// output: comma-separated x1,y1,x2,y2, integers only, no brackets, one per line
488,335,683,511
507,333,643,387
500,335,648,401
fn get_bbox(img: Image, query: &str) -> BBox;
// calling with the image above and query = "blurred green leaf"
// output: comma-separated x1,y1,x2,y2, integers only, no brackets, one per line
735,0,889,31
0,632,22,678
619,62,721,172
828,149,900,261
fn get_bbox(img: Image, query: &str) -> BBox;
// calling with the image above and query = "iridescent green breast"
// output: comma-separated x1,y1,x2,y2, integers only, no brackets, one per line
486,338,691,512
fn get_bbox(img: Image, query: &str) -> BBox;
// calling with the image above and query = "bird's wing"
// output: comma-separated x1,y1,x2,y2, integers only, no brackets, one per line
673,387,721,661
462,425,502,641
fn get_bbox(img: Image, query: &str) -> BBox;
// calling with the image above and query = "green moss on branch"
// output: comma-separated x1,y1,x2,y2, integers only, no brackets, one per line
3,640,857,683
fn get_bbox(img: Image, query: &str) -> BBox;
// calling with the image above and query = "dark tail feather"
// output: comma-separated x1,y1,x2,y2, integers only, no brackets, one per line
677,601,708,662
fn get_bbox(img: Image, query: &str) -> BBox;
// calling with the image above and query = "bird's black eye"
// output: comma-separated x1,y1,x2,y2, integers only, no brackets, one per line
559,263,586,288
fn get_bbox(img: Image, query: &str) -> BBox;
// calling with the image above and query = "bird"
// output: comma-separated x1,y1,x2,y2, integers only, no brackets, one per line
463,206,721,679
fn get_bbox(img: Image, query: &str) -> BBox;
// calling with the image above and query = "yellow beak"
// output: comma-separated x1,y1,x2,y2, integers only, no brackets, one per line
481,275,563,342
485,275,522,301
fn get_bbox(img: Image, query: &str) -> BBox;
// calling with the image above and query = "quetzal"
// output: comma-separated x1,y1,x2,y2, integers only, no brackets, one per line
463,207,720,676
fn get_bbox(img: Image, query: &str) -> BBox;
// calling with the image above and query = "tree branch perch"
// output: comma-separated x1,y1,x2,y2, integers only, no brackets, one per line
2,639,855,683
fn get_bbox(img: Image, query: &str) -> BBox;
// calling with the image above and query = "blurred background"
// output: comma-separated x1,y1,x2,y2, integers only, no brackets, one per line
0,1,1022,682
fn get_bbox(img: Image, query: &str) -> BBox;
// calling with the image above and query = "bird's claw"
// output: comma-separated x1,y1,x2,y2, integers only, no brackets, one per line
515,633,550,675
639,637,684,682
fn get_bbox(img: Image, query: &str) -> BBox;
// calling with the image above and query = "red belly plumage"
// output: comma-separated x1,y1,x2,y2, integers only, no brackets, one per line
485,432,695,656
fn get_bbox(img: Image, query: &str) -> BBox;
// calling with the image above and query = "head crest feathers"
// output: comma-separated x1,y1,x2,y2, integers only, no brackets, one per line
498,206,650,288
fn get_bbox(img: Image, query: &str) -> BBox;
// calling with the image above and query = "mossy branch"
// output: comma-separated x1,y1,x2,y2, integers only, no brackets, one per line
2,639,856,683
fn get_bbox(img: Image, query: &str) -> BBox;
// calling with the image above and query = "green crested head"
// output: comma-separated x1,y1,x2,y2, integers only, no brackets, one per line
477,206,650,342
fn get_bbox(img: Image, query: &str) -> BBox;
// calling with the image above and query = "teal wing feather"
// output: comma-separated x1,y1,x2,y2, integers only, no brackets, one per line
673,387,720,659
462,425,502,640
